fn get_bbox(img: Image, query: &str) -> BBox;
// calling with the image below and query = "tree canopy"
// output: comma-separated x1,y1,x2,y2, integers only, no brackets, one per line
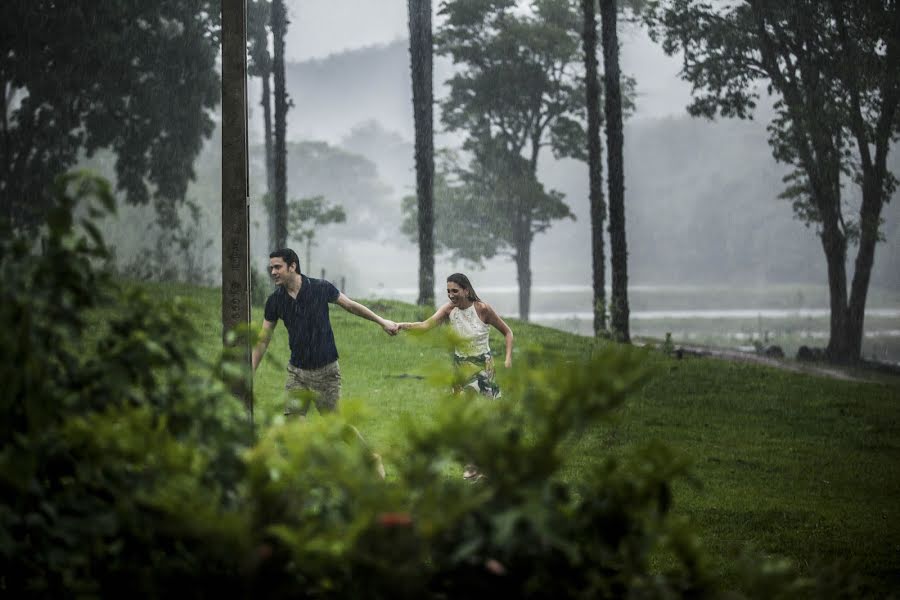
434,0,596,319
645,0,900,362
401,144,574,268
1,1,221,230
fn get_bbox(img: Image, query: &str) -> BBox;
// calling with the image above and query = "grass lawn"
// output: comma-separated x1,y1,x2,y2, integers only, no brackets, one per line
151,281,900,594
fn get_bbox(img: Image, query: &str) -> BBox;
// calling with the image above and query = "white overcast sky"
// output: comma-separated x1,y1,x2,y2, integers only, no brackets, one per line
283,0,692,118
285,0,415,62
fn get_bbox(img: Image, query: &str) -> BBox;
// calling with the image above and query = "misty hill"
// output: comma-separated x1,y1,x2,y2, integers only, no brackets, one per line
278,40,421,144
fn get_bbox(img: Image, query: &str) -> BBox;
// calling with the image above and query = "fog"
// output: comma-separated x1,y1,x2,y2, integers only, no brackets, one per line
89,1,899,351
238,7,898,297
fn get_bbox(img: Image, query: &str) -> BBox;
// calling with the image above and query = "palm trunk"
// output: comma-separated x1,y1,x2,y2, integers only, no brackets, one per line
600,0,629,343
581,0,607,336
2,82,11,228
271,0,288,250
261,71,276,249
408,0,435,306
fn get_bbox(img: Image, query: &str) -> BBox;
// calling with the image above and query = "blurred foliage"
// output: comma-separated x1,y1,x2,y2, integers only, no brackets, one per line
0,172,847,597
1,1,221,231
0,172,250,596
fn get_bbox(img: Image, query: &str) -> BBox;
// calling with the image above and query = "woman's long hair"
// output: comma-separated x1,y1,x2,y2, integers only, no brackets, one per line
447,273,480,302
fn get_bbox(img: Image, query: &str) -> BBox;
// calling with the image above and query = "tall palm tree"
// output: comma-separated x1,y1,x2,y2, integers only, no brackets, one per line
248,1,275,248
408,0,435,306
581,0,607,336
600,0,630,342
271,0,288,249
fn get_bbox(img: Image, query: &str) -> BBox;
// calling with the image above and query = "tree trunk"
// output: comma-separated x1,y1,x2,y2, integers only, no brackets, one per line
820,216,852,361
845,173,887,361
1,82,11,228
408,0,435,306
580,0,607,337
261,71,276,250
831,0,899,363
600,0,630,343
514,208,532,321
271,0,288,251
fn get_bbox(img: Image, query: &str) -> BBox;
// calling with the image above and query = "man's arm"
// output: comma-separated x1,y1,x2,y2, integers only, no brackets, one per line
335,293,398,335
251,319,276,373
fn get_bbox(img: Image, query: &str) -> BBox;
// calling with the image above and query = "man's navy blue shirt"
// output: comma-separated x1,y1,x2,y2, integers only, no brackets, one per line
264,275,340,369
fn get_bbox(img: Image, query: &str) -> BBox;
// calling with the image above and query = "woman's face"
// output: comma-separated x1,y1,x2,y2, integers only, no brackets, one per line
447,281,467,305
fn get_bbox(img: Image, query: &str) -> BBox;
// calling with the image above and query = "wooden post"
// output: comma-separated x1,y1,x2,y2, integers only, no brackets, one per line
221,0,253,427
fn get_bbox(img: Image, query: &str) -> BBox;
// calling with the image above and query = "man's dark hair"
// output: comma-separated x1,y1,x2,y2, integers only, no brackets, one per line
270,248,301,273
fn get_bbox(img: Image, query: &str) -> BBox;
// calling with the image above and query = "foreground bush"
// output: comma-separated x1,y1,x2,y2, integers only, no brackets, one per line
0,173,846,598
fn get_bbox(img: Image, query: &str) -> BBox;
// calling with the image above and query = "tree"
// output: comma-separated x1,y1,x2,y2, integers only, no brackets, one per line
580,0,608,337
600,0,630,343
287,195,346,274
279,140,393,240
1,1,220,231
408,0,436,307
401,145,575,297
646,0,900,363
248,0,276,249
436,0,591,321
271,0,289,250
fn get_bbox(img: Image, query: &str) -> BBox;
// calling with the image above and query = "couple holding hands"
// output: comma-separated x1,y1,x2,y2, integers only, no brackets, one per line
251,248,514,479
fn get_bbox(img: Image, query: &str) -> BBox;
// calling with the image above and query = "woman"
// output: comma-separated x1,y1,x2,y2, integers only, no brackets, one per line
399,274,514,481
399,273,514,397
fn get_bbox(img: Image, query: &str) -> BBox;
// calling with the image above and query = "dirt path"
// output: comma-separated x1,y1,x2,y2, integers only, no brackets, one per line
671,343,864,381
634,339,897,383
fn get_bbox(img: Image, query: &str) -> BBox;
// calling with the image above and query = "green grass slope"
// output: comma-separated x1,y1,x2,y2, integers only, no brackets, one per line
149,281,900,594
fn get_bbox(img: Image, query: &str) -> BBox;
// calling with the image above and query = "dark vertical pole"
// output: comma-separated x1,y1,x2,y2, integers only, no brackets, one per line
222,0,253,426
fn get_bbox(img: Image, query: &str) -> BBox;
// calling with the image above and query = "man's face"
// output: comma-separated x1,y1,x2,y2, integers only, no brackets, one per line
269,257,295,286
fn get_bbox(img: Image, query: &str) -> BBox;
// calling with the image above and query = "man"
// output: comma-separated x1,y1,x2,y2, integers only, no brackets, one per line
252,248,398,417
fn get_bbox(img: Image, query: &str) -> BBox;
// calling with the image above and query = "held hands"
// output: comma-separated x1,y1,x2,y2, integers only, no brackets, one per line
382,319,400,336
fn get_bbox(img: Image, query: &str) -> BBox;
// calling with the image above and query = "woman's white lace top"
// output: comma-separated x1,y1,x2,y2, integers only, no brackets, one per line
449,304,491,357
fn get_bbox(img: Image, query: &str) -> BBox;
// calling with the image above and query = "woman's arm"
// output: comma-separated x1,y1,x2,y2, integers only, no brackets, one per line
481,303,514,368
398,303,452,331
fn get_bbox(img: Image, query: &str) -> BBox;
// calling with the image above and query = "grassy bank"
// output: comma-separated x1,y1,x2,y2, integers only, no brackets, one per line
151,281,899,594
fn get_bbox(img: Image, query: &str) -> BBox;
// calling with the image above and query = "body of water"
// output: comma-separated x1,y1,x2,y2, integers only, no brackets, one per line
369,284,900,363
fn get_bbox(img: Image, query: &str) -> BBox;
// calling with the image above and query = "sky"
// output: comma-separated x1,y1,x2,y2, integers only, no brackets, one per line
283,0,693,120
285,0,413,62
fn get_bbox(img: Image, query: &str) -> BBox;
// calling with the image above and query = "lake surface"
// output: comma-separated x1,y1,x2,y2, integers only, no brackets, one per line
370,284,900,363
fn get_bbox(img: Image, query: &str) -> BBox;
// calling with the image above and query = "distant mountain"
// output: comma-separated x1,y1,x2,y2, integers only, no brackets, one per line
254,40,421,144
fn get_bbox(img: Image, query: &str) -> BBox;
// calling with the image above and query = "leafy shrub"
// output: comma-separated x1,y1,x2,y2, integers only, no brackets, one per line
0,173,250,596
1,173,843,598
